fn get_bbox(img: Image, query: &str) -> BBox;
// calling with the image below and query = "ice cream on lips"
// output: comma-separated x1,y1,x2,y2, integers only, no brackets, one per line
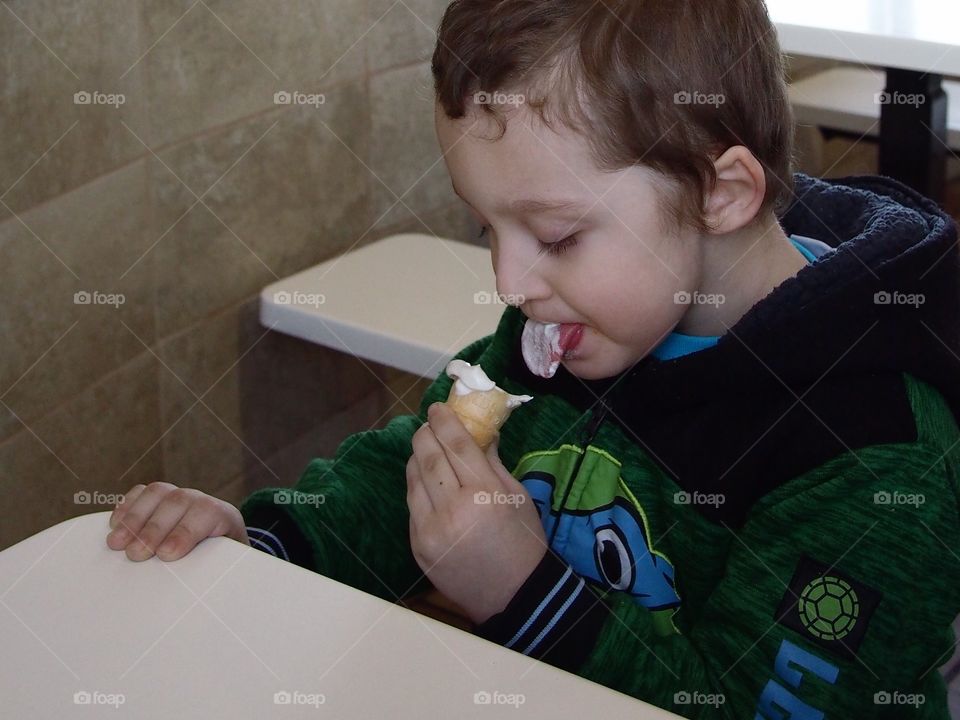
521,318,584,378
444,359,533,449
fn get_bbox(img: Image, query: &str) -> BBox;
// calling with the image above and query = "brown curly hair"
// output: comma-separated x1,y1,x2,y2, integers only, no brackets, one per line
431,0,795,233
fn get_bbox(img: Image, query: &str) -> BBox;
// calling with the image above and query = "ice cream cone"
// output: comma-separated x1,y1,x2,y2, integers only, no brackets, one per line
444,359,533,450
445,385,514,450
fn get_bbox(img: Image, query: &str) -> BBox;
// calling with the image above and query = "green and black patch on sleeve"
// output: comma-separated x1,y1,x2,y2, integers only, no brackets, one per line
774,555,883,660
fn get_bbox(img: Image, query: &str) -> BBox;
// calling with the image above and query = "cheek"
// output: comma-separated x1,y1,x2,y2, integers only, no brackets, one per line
583,264,680,338
554,230,688,324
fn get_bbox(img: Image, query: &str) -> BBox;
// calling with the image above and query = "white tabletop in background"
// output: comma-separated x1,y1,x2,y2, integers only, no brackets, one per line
0,512,683,719
767,0,960,76
260,234,503,379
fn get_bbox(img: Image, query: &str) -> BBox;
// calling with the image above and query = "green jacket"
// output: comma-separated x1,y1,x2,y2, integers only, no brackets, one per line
241,174,960,718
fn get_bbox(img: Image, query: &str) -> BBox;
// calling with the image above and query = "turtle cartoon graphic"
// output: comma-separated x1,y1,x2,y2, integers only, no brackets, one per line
513,444,681,636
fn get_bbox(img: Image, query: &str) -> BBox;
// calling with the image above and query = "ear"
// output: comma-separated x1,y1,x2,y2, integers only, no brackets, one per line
702,146,767,234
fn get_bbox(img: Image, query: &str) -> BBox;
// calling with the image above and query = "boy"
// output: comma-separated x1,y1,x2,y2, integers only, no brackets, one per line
108,0,960,716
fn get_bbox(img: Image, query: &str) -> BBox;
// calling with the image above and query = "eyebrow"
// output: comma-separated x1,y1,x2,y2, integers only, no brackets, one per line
451,183,590,215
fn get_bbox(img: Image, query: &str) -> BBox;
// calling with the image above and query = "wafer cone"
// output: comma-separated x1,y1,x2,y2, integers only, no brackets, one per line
445,385,516,450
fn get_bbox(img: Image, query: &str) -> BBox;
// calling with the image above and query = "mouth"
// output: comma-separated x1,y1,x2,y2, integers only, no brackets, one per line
559,323,584,360
520,316,588,378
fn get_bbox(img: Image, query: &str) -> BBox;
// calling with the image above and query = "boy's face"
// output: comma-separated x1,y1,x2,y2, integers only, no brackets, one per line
435,101,704,381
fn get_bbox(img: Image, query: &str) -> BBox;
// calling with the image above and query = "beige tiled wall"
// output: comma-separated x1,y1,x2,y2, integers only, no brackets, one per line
0,0,477,550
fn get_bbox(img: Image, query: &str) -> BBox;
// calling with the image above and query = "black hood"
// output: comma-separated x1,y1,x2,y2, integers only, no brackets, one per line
502,173,960,523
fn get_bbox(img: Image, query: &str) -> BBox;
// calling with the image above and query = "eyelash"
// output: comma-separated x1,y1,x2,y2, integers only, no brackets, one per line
476,225,578,257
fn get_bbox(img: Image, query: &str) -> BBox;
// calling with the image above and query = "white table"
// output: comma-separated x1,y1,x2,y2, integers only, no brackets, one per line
0,512,683,719
260,233,503,378
768,0,960,200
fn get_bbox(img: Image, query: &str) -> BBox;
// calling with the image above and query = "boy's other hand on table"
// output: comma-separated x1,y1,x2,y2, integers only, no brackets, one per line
106,482,250,562
407,402,548,625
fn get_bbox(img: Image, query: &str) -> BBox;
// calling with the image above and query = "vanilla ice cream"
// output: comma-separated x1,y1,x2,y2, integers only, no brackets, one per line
521,319,564,378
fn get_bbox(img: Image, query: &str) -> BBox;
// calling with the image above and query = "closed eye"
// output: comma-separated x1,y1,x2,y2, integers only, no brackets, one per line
538,234,578,257
476,225,578,257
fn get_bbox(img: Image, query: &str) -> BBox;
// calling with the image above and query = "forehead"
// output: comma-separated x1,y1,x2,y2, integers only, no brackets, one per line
434,101,603,202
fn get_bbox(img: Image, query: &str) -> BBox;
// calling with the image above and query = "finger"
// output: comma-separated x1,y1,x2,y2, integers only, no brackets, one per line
106,482,175,550
426,402,489,488
408,512,424,567
123,489,192,562
406,454,433,523
412,420,461,508
484,436,517,489
152,499,225,562
109,484,146,530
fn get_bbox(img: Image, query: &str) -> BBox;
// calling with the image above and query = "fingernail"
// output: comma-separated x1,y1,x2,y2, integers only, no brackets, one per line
157,539,175,554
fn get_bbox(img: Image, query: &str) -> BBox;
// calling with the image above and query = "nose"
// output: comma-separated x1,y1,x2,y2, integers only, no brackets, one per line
491,237,551,307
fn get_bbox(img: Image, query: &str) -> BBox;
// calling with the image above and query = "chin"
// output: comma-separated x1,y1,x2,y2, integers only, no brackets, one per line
565,367,612,381
563,354,636,381
560,333,630,380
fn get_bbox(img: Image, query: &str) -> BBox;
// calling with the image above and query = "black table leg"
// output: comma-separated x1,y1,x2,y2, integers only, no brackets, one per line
879,68,948,203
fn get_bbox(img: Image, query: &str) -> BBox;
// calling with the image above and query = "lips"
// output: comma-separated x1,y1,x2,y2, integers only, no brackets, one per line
558,323,584,354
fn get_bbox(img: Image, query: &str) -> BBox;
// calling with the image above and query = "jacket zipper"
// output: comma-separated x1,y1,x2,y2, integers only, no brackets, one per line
547,397,613,550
